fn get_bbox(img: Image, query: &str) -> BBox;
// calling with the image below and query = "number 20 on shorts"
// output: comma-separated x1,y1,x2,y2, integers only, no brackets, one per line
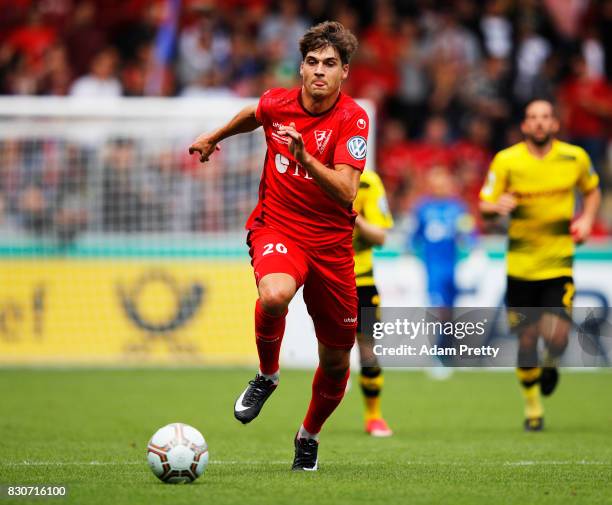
262,243,288,256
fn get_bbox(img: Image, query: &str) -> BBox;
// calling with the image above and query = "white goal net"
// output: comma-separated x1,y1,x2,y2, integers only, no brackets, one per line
0,96,375,365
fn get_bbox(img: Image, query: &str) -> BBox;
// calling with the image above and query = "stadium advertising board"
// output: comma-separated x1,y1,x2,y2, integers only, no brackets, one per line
0,260,258,365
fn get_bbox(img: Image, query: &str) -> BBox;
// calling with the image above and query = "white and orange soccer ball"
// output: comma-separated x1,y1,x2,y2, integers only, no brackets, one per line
146,423,209,483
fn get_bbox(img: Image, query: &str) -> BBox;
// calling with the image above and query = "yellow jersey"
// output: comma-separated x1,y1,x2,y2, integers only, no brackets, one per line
353,171,394,287
479,140,599,280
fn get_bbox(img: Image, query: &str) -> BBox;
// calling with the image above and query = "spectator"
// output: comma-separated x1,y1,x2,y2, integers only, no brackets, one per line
558,54,612,179
0,140,24,230
359,1,401,95
407,115,454,173
177,5,231,88
180,69,236,97
383,116,455,213
64,1,108,77
393,17,429,137
0,1,608,237
427,56,463,124
121,40,174,96
40,44,73,96
18,185,52,234
599,0,612,79
513,20,552,105
69,47,122,97
424,7,481,70
102,139,143,232
480,0,513,59
460,55,510,147
5,5,57,70
141,149,205,232
227,32,264,88
377,119,414,214
543,0,590,41
451,117,494,218
52,143,89,243
305,0,332,26
111,0,159,63
258,0,309,74
581,27,606,80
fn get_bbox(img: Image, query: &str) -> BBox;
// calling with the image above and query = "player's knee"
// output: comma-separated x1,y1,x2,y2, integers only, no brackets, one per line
540,317,570,355
258,284,294,313
542,325,569,343
356,335,378,368
546,333,569,357
319,349,350,380
321,361,349,381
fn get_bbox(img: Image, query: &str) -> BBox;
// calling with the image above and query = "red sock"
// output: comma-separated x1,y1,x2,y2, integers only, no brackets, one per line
302,366,349,434
255,299,286,375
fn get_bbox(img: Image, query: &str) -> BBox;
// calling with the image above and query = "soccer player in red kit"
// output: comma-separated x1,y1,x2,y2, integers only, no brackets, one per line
189,21,368,471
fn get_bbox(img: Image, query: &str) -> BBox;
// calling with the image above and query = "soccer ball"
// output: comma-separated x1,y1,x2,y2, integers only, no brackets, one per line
146,422,209,483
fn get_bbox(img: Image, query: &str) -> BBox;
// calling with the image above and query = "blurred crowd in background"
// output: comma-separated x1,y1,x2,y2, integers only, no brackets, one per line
0,0,611,240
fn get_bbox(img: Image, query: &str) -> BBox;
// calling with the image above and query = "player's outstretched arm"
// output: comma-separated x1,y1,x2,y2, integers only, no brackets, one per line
278,122,360,207
570,187,601,244
189,104,261,163
355,215,387,246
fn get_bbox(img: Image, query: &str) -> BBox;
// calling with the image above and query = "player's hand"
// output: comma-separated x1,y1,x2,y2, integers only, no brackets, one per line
496,193,517,216
570,215,593,244
277,122,307,164
188,134,221,163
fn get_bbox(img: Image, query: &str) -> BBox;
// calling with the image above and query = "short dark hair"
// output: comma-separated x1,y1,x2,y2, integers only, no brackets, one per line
299,21,358,65
524,98,557,119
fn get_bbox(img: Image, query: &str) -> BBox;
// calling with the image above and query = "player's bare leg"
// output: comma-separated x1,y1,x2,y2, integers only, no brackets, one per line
357,332,392,437
258,273,297,315
538,313,570,396
293,343,351,471
516,322,544,431
234,273,297,424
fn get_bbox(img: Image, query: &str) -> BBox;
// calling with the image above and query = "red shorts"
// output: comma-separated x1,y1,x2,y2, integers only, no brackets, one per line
247,226,358,350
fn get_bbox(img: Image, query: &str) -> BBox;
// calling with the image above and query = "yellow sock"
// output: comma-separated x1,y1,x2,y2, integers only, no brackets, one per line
516,367,543,419
360,368,384,421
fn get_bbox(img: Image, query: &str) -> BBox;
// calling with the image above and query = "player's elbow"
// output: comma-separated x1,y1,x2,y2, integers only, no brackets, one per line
368,228,387,246
338,187,357,208
584,186,602,203
374,231,387,246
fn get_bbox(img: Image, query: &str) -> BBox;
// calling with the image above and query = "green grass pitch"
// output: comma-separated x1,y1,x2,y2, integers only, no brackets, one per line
1,369,611,505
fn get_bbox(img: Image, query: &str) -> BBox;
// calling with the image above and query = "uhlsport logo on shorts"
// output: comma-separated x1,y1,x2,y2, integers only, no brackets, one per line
347,136,367,160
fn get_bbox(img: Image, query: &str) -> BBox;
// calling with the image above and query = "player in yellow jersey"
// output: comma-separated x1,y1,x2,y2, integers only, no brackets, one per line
353,170,394,436
479,99,601,431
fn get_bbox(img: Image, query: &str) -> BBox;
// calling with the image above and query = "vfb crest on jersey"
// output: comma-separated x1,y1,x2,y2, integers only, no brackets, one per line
314,130,332,154
347,136,367,161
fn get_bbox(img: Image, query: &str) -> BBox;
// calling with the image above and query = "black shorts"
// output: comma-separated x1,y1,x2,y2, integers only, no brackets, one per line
356,284,380,335
505,276,574,330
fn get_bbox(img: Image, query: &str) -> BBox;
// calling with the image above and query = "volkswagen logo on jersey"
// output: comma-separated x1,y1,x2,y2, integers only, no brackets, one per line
347,136,367,160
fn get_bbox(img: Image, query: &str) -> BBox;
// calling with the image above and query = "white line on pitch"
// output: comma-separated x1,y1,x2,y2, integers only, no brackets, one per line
503,460,609,466
5,460,610,467
3,461,290,466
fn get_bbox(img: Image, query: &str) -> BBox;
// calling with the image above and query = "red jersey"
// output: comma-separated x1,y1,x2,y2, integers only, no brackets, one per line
246,87,370,250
